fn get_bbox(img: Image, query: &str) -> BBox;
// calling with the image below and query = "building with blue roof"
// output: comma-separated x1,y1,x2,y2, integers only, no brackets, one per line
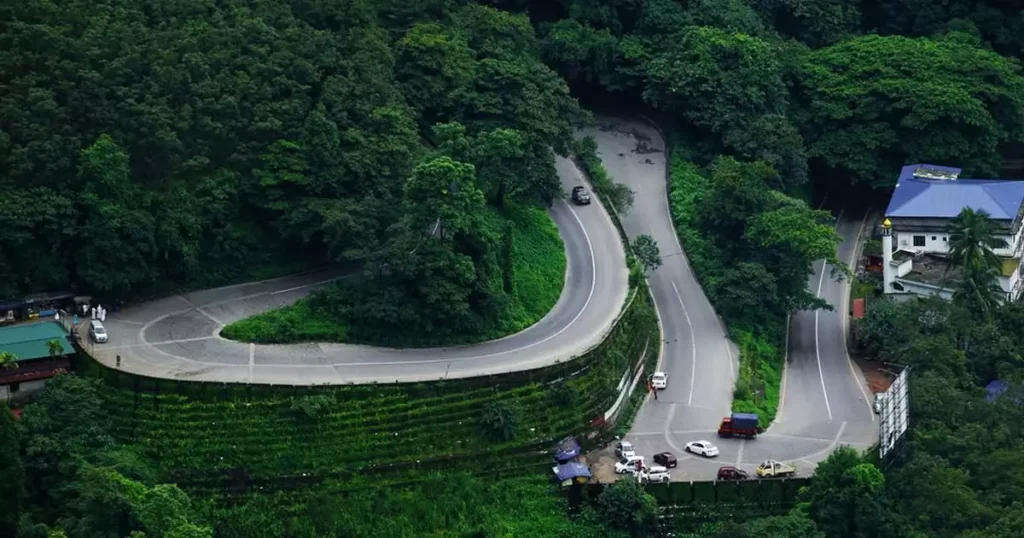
881,164,1024,302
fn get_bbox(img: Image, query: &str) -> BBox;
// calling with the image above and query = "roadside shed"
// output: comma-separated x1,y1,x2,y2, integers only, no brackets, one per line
0,321,73,401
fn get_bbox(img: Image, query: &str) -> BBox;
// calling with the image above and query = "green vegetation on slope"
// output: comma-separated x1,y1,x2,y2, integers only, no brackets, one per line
90,282,653,488
208,473,624,538
221,202,566,346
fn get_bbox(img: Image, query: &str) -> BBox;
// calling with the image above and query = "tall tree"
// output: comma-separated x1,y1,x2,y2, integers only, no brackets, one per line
75,135,157,297
798,32,1024,186
947,208,1008,274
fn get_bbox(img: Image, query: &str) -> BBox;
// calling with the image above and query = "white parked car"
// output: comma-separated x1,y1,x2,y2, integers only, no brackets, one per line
637,466,671,483
614,455,645,474
651,371,667,389
685,440,719,457
615,441,636,459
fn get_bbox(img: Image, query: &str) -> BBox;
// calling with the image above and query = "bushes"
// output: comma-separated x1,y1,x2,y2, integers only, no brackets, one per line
729,330,783,428
480,400,519,442
220,300,346,344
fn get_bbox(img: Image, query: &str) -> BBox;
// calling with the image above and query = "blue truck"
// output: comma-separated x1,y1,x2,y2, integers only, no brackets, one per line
717,412,760,439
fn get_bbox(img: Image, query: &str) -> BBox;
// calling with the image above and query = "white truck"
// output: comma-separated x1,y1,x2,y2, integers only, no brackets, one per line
756,459,796,478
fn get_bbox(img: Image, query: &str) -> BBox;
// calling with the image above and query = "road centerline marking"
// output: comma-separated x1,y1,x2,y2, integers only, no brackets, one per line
671,281,697,406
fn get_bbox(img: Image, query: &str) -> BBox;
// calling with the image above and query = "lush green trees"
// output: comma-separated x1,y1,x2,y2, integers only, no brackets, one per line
798,32,1024,186
632,234,662,272
0,407,24,535
596,478,658,535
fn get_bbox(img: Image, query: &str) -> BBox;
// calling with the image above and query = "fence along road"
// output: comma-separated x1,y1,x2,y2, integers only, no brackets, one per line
85,156,629,385
590,115,877,481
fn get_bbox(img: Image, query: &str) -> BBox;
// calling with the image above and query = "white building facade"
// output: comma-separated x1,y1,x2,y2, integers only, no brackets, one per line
881,164,1024,302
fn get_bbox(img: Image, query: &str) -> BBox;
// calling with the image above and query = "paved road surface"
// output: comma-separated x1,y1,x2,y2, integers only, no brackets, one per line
592,116,877,481
86,157,628,384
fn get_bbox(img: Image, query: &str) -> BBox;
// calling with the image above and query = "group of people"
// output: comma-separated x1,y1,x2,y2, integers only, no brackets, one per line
81,303,107,322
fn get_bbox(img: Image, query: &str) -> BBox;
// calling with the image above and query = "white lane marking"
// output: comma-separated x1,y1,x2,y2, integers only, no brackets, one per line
196,307,225,327
249,343,255,380
736,439,746,465
271,277,342,296
842,211,877,421
662,403,687,455
671,281,697,406
147,336,218,346
810,207,845,422
814,264,834,421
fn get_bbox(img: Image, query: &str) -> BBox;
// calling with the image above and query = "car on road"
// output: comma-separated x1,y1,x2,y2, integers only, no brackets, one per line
89,320,108,343
571,186,591,205
684,440,719,457
651,371,667,389
615,441,635,459
653,452,677,468
614,455,645,474
636,465,671,483
756,459,796,478
717,466,749,481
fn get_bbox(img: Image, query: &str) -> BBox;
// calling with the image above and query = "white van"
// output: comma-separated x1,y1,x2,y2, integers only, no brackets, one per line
89,320,108,343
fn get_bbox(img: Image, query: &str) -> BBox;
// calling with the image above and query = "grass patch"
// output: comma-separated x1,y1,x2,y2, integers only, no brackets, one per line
851,277,879,301
729,330,783,428
221,202,565,347
220,299,347,344
489,202,567,336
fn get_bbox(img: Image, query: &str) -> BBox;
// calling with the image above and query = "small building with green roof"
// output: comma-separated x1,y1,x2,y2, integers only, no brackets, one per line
0,321,73,402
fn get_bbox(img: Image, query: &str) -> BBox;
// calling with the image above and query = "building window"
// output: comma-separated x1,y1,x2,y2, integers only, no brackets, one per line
943,236,948,242
931,236,937,241
913,235,926,247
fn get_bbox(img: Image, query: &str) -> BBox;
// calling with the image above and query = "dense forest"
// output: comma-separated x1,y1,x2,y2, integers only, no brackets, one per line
4,0,1024,536
0,0,587,343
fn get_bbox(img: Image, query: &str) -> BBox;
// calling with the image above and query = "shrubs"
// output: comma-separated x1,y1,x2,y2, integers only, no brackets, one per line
729,330,783,427
479,400,519,442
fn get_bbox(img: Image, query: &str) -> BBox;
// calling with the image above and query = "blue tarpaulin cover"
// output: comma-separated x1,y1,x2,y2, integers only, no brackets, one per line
553,461,592,482
553,436,581,463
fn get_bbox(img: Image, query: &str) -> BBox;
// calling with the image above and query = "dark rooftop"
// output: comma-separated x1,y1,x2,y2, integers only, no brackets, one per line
899,254,961,289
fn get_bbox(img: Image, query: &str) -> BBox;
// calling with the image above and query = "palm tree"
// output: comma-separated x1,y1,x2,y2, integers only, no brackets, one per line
953,264,1006,314
947,207,1007,274
0,351,17,370
47,338,64,357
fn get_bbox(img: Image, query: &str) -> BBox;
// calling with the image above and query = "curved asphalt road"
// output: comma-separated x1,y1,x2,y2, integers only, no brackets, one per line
86,157,628,384
589,116,877,480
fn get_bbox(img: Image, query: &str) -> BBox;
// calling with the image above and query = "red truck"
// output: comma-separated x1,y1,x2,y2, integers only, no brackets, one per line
717,413,760,439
